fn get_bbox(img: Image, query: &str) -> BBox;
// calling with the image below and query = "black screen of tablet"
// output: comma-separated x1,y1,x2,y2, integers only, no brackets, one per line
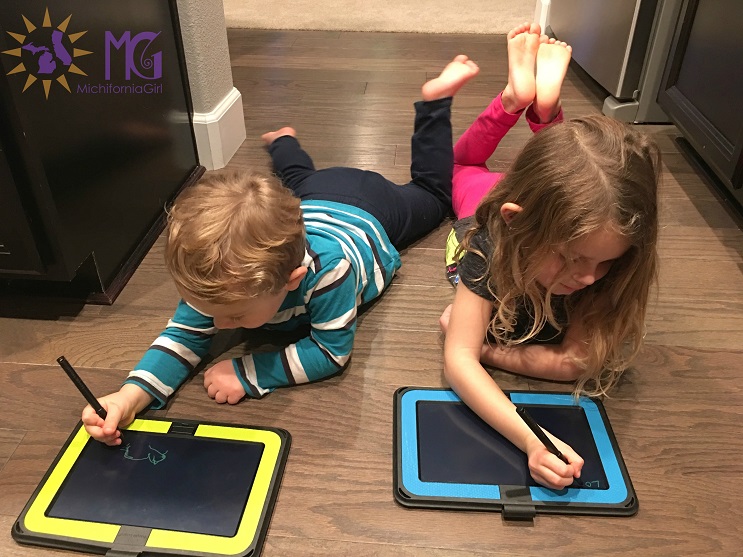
416,401,608,489
46,430,264,537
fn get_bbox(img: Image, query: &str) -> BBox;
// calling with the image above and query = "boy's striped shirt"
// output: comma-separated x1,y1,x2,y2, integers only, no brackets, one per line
126,200,400,407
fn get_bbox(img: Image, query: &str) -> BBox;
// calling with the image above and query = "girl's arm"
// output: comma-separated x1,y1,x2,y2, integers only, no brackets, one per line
443,285,583,489
479,320,588,382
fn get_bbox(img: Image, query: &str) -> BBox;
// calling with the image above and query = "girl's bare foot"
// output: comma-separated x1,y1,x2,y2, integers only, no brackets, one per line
533,41,572,123
261,126,296,145
421,55,480,101
501,22,541,114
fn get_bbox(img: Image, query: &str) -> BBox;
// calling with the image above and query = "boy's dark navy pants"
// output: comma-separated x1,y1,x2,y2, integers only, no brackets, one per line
267,98,453,250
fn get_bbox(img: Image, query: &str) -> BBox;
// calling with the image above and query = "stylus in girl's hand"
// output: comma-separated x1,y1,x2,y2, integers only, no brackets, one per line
516,405,584,487
516,406,568,462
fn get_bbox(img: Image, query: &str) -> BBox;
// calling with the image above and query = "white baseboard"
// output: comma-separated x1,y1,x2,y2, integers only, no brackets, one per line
192,87,246,170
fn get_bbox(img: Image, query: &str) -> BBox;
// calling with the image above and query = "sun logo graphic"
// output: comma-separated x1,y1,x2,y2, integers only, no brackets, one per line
2,7,91,99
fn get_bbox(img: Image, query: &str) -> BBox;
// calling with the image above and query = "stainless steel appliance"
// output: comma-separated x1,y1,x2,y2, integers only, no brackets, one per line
548,0,684,123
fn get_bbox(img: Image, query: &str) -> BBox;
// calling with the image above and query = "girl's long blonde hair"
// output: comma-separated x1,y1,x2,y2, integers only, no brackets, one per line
460,114,660,396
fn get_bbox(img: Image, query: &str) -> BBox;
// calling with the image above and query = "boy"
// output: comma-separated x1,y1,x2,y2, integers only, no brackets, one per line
82,55,480,445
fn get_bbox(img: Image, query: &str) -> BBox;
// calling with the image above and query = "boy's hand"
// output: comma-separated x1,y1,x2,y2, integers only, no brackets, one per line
204,360,247,404
81,384,152,446
525,435,584,490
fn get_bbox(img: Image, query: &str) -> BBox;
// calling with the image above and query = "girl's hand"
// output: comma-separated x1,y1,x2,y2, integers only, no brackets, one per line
81,384,152,446
525,435,584,489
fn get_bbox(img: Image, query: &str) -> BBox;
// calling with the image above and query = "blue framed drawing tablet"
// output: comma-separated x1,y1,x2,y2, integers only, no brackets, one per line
12,418,290,556
394,387,637,520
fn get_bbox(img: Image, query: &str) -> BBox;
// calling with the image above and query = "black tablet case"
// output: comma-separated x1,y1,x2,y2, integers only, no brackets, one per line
393,387,637,520
13,417,290,556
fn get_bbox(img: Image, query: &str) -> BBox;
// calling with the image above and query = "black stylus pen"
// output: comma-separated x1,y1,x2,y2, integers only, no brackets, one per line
516,406,569,463
516,405,583,487
57,356,125,443
57,356,108,419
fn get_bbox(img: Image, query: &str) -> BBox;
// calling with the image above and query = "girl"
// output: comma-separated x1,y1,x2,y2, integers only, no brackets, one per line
440,23,660,490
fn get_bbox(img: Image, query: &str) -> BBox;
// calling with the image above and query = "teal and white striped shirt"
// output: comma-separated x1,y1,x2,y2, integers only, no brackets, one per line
125,200,401,407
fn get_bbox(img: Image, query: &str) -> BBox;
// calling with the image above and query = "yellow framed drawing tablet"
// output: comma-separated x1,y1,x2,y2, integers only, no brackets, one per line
12,418,290,557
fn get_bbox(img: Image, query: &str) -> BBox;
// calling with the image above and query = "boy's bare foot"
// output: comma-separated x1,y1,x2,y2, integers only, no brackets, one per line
502,22,541,114
421,55,480,101
533,41,572,123
261,126,297,145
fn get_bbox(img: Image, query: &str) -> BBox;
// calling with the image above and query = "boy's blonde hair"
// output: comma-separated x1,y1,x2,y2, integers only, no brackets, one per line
460,114,660,396
165,171,305,304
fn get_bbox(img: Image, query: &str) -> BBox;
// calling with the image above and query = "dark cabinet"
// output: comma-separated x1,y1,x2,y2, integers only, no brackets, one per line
659,0,743,205
0,0,203,303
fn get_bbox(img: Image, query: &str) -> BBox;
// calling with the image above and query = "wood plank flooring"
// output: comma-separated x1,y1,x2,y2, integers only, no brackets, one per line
1,29,743,556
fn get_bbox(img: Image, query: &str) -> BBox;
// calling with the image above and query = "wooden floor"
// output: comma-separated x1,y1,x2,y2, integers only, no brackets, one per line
2,30,743,556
